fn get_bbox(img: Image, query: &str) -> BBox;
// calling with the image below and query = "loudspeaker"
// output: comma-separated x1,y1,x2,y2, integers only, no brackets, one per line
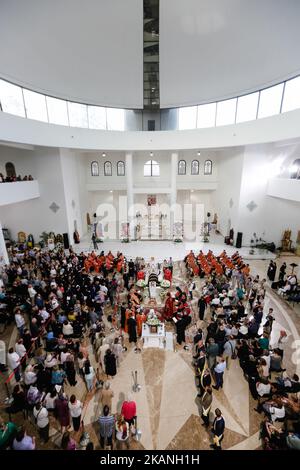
63,233,70,249
236,232,243,249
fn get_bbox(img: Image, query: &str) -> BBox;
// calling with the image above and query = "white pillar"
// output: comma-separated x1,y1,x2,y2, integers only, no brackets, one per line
125,152,134,240
0,220,9,266
170,152,178,238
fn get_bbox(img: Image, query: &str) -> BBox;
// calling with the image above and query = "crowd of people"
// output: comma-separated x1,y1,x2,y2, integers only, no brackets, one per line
0,174,34,183
0,247,150,450
186,250,300,450
0,244,299,451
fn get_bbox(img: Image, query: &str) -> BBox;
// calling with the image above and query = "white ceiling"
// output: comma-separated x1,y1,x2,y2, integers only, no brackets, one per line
0,0,143,108
1,0,300,110
160,0,300,108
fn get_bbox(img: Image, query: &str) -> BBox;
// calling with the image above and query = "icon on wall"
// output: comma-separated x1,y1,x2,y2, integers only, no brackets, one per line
147,195,157,206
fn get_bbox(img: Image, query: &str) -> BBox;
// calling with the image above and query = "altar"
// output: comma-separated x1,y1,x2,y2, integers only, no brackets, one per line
141,323,174,351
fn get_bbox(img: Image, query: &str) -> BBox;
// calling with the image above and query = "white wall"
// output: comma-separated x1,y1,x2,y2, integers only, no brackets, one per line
235,144,300,247
0,180,39,206
59,149,83,243
267,178,300,203
0,146,69,242
2,108,300,151
84,152,126,191
212,148,244,237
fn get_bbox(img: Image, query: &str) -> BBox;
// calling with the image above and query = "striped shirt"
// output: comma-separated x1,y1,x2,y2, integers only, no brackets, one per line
99,414,115,438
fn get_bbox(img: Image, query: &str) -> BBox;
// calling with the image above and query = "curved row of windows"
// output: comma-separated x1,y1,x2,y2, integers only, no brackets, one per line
91,161,125,176
1,74,300,131
178,76,300,130
178,159,212,175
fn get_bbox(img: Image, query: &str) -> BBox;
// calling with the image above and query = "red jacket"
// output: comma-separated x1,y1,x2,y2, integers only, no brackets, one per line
121,401,136,420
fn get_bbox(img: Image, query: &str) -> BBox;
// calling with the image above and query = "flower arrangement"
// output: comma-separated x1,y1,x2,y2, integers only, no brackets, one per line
160,279,171,289
146,309,160,326
136,279,147,288
146,316,161,326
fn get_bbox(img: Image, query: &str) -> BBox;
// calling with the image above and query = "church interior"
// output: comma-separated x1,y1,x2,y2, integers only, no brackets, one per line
0,0,300,453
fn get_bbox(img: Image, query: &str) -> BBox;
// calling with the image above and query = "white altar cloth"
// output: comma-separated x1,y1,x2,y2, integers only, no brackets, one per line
142,322,165,349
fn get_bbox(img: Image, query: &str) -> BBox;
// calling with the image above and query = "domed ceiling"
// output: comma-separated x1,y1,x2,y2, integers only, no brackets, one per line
1,0,300,110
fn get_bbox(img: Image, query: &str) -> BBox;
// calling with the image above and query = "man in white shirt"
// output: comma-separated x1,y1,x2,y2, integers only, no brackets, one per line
28,284,37,305
24,364,37,386
15,339,27,371
15,310,26,336
263,399,285,422
33,403,49,443
276,330,288,357
7,347,21,382
213,357,226,390
256,380,271,397
211,295,221,307
62,321,73,337
38,307,50,323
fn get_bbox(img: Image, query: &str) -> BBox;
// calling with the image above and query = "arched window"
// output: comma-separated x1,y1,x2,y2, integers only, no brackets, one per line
204,160,212,175
178,160,186,175
104,161,112,176
5,162,16,178
144,160,160,177
191,160,199,175
290,159,300,179
117,161,125,176
91,161,99,176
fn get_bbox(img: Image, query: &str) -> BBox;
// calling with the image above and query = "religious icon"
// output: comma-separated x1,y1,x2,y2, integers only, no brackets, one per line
147,195,156,206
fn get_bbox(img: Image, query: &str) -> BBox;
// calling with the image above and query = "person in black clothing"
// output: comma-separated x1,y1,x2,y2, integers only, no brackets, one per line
128,259,135,280
65,360,77,386
193,328,203,345
236,300,246,319
104,349,117,377
6,384,26,416
123,272,129,291
267,261,277,282
127,314,137,345
91,233,98,251
198,297,206,321
210,408,225,450
120,303,127,332
279,262,286,282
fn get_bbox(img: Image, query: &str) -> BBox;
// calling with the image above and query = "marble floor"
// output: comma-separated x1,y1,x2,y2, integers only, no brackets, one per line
74,234,276,262
1,251,299,451
67,257,300,451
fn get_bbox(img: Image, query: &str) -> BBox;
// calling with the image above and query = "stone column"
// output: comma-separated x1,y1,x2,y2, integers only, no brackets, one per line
125,152,134,240
170,152,178,238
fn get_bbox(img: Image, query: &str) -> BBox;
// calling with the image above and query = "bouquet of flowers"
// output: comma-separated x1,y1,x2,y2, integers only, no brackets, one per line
136,279,147,288
146,309,160,326
146,316,160,326
160,279,171,289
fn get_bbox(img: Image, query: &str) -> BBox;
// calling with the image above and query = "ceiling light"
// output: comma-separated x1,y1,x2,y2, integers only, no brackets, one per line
150,152,153,157
197,151,201,156
102,152,106,158
110,190,113,193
